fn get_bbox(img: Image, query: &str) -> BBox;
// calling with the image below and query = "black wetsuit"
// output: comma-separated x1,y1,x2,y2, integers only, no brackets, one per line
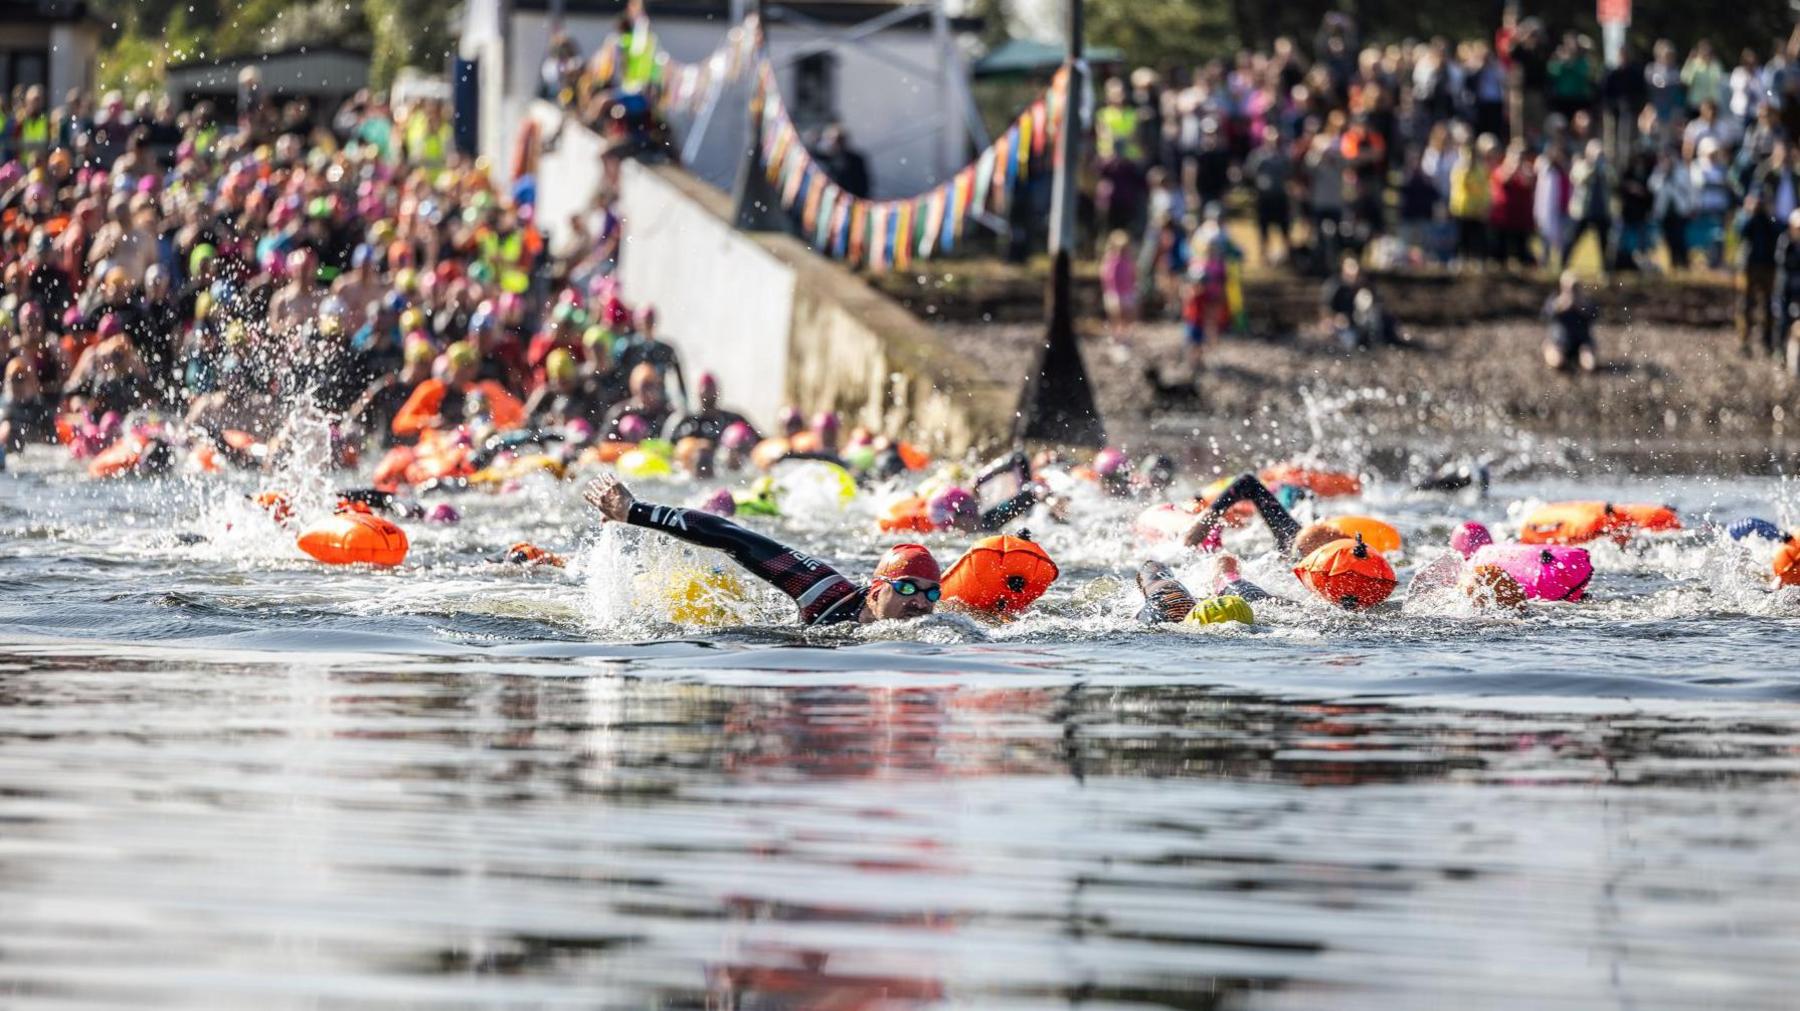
1136,562,1197,625
972,451,1047,532
625,501,868,625
1193,473,1302,553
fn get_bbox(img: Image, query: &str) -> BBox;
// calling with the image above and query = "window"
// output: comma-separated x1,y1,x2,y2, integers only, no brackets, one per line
790,51,836,131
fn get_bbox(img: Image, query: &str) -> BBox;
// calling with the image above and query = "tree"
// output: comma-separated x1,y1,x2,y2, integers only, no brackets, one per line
1085,0,1236,71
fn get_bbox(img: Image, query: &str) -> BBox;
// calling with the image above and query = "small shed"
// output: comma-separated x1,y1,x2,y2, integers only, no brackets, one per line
0,0,100,99
164,45,370,120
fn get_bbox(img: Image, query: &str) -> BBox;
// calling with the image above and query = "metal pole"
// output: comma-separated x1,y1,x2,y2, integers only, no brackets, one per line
1048,0,1081,259
931,0,952,182
1014,0,1104,447
731,0,784,231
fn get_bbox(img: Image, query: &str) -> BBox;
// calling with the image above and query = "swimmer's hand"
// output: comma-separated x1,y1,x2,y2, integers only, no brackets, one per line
583,474,635,522
1181,511,1219,549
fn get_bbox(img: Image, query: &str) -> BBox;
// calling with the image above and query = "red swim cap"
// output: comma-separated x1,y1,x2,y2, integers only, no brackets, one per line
874,543,941,583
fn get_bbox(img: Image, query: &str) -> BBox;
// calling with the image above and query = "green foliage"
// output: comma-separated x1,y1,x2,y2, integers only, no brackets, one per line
1085,0,1236,70
365,0,454,87
85,0,455,92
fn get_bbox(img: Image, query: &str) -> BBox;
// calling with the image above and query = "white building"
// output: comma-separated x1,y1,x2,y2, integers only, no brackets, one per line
456,0,985,198
0,0,99,102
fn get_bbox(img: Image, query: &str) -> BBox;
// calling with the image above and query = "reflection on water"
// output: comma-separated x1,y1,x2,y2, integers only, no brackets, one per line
3,648,1799,1009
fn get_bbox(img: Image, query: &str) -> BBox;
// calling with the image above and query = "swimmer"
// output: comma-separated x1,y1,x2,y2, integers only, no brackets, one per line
1181,473,1304,554
1134,555,1268,625
584,474,939,625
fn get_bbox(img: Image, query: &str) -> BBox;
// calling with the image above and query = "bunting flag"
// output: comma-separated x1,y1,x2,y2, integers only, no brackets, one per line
741,49,1067,271
801,172,825,233
893,200,914,272
921,187,947,258
849,203,868,265
973,146,996,217
831,197,851,259
813,185,838,250
991,128,1015,215
633,13,1078,271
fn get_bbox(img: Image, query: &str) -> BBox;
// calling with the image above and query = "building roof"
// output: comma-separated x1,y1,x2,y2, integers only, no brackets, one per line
973,38,1125,78
0,0,101,25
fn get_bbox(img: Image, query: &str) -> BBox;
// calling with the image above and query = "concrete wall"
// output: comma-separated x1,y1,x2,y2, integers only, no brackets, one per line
523,100,1012,454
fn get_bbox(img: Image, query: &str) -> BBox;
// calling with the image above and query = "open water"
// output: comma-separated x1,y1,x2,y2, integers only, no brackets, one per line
2,447,1798,1009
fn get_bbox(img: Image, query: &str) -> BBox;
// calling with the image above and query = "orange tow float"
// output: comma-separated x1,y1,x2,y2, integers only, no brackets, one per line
941,533,1060,617
878,496,934,534
1259,463,1363,499
1520,502,1681,545
1303,515,1402,554
297,510,410,567
1775,533,1800,587
1293,535,1396,610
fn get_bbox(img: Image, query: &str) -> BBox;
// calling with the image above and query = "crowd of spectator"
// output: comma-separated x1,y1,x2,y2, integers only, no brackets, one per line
0,79,738,472
1093,15,1800,369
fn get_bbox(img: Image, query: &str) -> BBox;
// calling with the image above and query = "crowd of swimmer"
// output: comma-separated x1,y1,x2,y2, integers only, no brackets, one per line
1,85,1796,627
579,449,1800,631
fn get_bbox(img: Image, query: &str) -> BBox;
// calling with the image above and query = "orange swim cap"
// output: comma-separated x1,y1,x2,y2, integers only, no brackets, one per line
874,543,941,583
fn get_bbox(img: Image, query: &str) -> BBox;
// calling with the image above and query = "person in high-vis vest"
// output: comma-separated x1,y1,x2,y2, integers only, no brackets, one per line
1097,77,1142,163
404,101,453,168
617,14,662,96
15,86,47,160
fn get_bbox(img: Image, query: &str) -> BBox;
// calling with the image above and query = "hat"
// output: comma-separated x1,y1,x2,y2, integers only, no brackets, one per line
1450,522,1493,558
874,543,941,583
444,340,477,369
926,486,977,529
545,348,577,382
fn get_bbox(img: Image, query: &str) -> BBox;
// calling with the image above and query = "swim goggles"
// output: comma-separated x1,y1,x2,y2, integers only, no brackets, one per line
876,576,941,602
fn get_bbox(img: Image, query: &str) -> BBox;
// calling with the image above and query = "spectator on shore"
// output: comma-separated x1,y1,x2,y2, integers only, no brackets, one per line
815,125,871,200
1652,148,1696,270
1245,135,1292,265
1565,140,1613,270
1616,148,1658,271
1181,222,1233,371
1533,144,1571,271
1449,134,1494,268
1321,256,1399,350
1691,138,1738,269
1736,191,1784,356
1100,230,1138,347
1776,210,1800,368
1681,40,1726,115
1543,271,1599,373
1305,126,1347,271
1489,140,1536,267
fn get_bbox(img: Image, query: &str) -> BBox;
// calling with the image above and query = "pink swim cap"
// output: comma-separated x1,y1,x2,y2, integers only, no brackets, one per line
615,414,649,443
1093,447,1130,478
926,486,977,529
1450,522,1494,558
721,421,756,450
697,487,737,516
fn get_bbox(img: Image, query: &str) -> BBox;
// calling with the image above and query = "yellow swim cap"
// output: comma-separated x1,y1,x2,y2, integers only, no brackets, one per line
445,341,477,369
1183,594,1255,627
545,348,577,382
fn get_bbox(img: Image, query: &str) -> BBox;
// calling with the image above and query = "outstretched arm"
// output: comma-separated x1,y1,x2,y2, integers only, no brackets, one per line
1181,473,1302,553
585,475,858,620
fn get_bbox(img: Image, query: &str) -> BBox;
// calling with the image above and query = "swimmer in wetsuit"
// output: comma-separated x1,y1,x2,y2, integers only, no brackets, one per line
584,474,940,625
1180,472,1304,554
1134,554,1270,625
